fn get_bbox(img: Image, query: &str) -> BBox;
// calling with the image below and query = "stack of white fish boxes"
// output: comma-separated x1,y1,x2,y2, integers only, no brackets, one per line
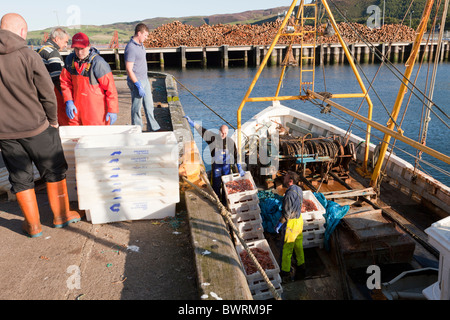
222,172,282,300
74,132,179,224
302,190,326,249
223,172,263,242
59,125,142,202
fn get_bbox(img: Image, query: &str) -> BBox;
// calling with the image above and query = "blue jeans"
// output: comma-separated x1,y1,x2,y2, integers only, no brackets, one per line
127,78,161,131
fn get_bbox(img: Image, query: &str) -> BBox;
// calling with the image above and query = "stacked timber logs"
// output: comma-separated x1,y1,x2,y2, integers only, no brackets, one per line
144,21,416,48
145,21,280,47
317,22,416,43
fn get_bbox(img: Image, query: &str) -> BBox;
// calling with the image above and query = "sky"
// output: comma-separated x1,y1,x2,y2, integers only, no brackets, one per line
1,0,299,31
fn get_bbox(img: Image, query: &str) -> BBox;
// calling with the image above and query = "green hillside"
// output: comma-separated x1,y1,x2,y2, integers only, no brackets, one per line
27,25,132,46
27,1,448,46
329,0,449,26
27,6,289,46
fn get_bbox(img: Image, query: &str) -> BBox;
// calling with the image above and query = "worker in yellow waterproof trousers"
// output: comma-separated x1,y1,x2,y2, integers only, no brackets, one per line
276,171,306,283
282,217,305,273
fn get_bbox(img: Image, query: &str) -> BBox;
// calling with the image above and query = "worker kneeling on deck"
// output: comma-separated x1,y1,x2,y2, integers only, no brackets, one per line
60,32,119,126
0,13,81,238
276,171,306,283
184,116,244,201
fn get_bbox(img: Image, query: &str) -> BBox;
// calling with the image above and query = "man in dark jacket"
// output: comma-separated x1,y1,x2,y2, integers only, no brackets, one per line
184,116,245,200
37,27,70,125
0,13,80,238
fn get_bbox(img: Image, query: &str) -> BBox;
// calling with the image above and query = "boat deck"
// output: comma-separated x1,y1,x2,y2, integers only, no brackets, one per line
159,68,442,300
262,162,441,300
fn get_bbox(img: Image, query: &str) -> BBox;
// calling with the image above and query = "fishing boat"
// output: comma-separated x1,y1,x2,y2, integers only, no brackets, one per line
0,1,448,302
214,0,450,300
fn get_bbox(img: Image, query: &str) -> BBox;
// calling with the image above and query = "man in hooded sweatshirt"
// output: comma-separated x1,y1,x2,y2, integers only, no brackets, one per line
0,13,81,238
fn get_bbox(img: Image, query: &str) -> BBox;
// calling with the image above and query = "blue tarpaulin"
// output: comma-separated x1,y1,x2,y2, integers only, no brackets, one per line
257,190,349,248
257,190,283,234
314,192,349,251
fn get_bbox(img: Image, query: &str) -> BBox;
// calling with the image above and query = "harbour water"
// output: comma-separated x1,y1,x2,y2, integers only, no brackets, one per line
165,63,450,186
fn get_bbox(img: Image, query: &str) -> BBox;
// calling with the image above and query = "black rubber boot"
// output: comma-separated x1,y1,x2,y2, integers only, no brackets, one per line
294,264,306,281
281,270,292,284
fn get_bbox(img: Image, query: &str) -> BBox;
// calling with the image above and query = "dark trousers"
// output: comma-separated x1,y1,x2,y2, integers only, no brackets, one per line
0,126,68,194
212,163,231,200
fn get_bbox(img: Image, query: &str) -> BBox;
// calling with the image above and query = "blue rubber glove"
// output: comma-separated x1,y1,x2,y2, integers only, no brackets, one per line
106,112,117,125
236,164,245,176
134,80,146,98
275,222,283,234
65,100,77,119
183,115,195,128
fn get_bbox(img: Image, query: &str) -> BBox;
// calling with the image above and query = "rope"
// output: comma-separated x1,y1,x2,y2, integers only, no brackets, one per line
375,0,447,183
414,0,449,173
327,0,450,125
172,76,251,147
308,98,450,178
182,172,282,300
172,76,236,130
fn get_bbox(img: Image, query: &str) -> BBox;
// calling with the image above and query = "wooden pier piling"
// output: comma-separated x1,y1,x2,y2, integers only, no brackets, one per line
63,41,450,70
221,45,229,68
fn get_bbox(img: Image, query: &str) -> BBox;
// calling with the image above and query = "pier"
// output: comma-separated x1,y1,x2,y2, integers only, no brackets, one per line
60,41,450,70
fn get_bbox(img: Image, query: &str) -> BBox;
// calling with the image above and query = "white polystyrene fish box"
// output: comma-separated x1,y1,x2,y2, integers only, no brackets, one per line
59,125,142,140
425,216,450,300
222,171,258,200
86,200,177,224
74,132,179,224
235,239,280,282
59,125,141,201
60,125,142,157
74,132,178,161
425,216,450,259
77,189,180,211
75,156,178,172
76,179,180,210
76,175,179,193
75,166,179,183
301,190,326,221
